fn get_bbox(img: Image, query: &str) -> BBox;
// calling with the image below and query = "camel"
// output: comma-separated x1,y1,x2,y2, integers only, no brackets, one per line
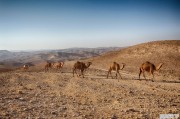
139,61,163,81
55,61,64,72
73,61,92,78
23,64,29,71
107,62,125,81
44,62,54,72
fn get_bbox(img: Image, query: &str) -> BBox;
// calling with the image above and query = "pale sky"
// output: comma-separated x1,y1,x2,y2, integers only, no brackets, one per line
0,0,180,50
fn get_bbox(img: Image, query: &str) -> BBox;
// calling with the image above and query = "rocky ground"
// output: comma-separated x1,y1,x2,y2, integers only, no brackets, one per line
0,66,179,119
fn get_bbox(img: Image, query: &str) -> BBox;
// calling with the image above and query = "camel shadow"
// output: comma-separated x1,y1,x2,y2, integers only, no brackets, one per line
134,78,154,82
134,78,180,84
96,74,108,77
90,77,107,80
158,80,180,84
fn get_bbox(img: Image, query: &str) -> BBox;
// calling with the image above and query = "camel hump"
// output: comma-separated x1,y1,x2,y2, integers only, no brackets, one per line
113,62,117,64
145,61,150,63
88,62,92,64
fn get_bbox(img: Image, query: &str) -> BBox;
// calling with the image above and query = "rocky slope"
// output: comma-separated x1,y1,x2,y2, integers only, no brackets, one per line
0,66,179,118
90,40,180,79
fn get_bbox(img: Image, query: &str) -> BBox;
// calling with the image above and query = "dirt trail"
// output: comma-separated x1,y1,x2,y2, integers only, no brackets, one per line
0,68,179,119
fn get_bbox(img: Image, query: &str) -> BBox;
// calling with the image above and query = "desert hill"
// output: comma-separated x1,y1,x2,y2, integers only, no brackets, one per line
0,47,121,69
0,40,180,118
90,40,180,78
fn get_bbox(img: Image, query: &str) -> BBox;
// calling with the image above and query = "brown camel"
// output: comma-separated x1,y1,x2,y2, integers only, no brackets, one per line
73,61,92,78
44,62,54,72
23,64,29,71
107,62,125,81
139,61,163,80
55,61,64,72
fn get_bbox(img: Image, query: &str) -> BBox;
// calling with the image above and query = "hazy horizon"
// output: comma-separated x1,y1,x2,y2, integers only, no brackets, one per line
0,0,180,50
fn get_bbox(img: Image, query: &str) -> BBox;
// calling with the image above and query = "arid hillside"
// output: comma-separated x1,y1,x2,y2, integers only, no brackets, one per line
0,40,180,119
0,64,179,119
90,40,180,79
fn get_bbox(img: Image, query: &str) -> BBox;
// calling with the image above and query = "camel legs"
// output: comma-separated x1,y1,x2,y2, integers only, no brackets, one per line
57,66,62,73
150,69,154,81
117,71,122,80
115,72,119,81
45,67,48,72
139,71,146,79
139,73,141,79
139,68,155,81
114,71,122,82
45,66,53,72
73,69,82,77
115,72,118,79
107,71,110,78
107,68,114,79
142,71,146,79
139,68,142,79
73,69,77,77
151,73,154,82
109,71,114,79
139,68,146,80
81,69,84,78
56,66,59,71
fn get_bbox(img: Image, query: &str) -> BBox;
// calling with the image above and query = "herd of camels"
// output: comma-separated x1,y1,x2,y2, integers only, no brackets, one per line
22,60,163,81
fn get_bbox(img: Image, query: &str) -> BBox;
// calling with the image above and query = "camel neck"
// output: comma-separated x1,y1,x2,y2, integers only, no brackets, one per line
85,63,91,68
156,63,163,71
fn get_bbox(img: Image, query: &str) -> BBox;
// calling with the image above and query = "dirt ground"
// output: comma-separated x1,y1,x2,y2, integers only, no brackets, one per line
0,64,179,119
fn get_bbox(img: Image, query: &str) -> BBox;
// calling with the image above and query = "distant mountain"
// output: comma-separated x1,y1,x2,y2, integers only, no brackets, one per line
0,50,13,60
0,47,122,68
55,47,121,54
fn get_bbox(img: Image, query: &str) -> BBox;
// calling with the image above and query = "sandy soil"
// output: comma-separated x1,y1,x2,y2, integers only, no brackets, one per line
0,66,179,119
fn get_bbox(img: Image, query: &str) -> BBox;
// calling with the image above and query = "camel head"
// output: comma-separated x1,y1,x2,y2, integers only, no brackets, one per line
23,64,29,68
61,62,64,66
86,62,92,68
122,63,126,66
121,63,126,70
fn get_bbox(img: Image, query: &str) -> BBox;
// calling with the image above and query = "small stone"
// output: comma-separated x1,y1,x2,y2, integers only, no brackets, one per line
171,104,177,106
29,100,33,103
19,97,25,101
35,117,43,119
51,111,57,115
129,91,133,94
111,114,117,119
63,114,67,117
23,108,29,111
18,90,23,94
126,108,139,112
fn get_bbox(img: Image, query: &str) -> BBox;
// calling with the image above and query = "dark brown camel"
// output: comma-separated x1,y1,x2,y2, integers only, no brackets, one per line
107,62,125,81
23,64,29,71
139,61,163,81
73,61,92,78
44,62,54,72
56,61,64,72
